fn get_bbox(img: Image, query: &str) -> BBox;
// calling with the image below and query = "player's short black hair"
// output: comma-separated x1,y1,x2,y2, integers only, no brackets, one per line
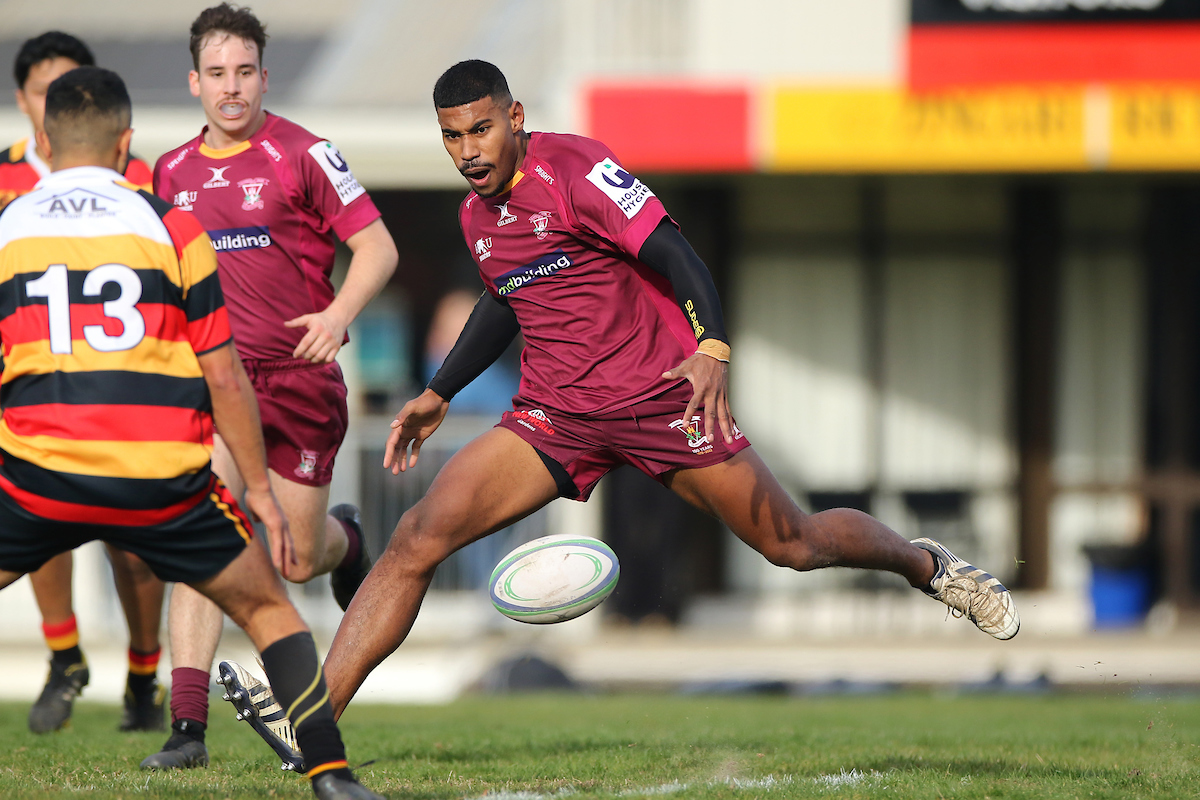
13,31,95,89
433,60,512,109
43,66,132,154
190,3,268,70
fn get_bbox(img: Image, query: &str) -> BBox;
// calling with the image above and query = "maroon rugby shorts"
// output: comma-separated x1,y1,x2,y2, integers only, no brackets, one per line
496,380,751,501
241,359,348,486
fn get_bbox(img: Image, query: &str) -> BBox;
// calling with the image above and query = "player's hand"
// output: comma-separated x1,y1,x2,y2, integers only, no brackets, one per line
285,310,347,364
384,388,451,475
662,352,733,445
243,486,296,579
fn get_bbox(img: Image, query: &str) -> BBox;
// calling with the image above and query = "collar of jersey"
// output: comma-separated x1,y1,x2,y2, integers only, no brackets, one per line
496,169,524,196
37,165,124,186
199,140,252,159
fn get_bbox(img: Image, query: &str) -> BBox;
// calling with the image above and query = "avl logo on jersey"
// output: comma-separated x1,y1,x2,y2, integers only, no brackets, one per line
585,158,653,219
173,190,197,211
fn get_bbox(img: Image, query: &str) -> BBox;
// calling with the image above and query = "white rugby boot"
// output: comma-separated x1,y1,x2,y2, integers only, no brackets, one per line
913,538,1020,640
217,660,306,772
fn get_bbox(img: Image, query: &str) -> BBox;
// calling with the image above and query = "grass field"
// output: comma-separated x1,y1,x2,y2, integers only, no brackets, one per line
0,692,1197,799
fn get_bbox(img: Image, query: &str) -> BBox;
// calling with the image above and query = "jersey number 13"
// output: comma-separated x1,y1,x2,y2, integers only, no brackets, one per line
25,264,146,354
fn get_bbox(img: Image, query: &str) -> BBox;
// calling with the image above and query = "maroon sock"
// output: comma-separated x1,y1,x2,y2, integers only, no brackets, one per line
336,518,361,569
169,667,211,726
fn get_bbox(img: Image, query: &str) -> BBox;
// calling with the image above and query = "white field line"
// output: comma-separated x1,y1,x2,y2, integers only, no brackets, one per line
473,769,885,799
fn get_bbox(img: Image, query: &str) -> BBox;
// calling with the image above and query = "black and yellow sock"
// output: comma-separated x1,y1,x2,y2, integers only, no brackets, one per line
260,632,352,782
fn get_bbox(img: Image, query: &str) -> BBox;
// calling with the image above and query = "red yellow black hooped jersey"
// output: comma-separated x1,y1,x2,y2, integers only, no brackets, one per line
1,137,153,213
0,165,231,525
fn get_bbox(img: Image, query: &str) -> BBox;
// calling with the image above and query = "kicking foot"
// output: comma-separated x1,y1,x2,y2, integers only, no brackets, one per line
913,537,1021,640
140,719,209,769
29,656,89,733
330,504,373,611
312,773,388,800
217,660,306,772
120,677,167,732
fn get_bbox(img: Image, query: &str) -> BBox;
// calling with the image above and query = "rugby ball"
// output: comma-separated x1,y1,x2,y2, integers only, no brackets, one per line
489,534,620,624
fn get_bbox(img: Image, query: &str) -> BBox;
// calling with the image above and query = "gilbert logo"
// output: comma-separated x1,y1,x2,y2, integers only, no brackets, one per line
475,236,493,261
173,190,197,211
203,167,230,189
496,201,517,227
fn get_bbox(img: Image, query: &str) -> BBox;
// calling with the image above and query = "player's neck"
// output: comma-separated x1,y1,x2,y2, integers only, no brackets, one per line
203,110,268,151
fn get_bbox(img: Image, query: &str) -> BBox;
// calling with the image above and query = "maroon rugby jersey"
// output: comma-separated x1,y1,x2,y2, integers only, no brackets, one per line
460,132,696,416
153,112,380,361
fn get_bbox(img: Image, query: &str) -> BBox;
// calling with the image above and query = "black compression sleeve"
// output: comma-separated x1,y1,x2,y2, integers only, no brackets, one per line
426,291,520,401
637,218,729,347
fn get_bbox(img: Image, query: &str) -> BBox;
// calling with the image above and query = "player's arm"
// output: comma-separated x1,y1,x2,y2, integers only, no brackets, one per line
196,341,294,575
384,291,520,475
637,218,734,445
287,218,399,363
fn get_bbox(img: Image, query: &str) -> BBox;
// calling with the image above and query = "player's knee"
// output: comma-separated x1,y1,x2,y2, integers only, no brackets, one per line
384,508,454,573
759,538,821,571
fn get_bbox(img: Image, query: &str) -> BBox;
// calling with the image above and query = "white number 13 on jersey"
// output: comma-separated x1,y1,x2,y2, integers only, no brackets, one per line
25,263,146,354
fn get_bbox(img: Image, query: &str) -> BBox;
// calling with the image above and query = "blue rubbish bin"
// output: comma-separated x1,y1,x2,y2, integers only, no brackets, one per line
1083,544,1152,628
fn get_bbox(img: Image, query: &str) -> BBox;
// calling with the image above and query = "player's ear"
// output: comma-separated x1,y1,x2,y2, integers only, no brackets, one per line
116,128,133,173
261,67,268,94
510,100,524,133
188,70,201,98
34,129,51,165
15,88,29,118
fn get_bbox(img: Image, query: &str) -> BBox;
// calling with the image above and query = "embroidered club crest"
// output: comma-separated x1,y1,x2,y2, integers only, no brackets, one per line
529,211,552,240
295,450,318,478
238,177,269,211
669,415,712,453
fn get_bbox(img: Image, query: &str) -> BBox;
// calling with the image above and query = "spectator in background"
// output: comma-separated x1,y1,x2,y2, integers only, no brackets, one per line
423,289,519,415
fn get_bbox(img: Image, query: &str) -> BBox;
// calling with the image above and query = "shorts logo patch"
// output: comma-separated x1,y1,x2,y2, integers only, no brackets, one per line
238,177,268,211
529,211,552,240
669,415,713,455
513,409,555,435
585,157,653,219
295,450,319,478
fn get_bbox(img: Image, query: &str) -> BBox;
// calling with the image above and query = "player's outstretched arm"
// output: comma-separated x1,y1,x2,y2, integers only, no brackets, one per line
384,389,451,475
286,218,399,363
197,342,294,574
638,219,734,444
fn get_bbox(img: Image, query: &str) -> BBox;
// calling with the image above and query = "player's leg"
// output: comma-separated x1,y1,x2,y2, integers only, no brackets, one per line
324,427,559,718
258,362,370,607
27,553,89,733
106,544,167,731
666,448,1019,638
0,569,23,589
263,475,346,582
191,520,381,797
667,448,934,583
152,435,245,768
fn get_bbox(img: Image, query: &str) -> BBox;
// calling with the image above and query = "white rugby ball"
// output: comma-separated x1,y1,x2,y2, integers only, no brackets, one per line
489,534,620,624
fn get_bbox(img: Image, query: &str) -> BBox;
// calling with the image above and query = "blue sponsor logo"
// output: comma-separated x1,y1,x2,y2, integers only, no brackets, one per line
326,151,349,172
601,165,636,189
494,250,573,296
209,226,272,252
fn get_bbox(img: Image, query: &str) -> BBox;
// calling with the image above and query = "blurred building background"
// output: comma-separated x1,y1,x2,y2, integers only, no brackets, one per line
2,0,1198,648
